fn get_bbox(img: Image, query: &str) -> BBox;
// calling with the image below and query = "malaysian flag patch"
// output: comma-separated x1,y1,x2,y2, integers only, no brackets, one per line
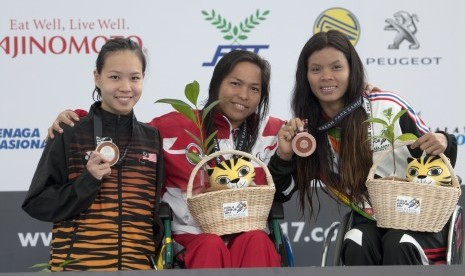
142,152,157,162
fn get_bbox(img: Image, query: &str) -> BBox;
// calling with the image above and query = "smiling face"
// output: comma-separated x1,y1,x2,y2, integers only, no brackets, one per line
307,46,349,117
94,50,144,115
218,61,262,128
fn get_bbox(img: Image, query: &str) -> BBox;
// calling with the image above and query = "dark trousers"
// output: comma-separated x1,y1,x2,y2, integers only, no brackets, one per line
341,213,448,265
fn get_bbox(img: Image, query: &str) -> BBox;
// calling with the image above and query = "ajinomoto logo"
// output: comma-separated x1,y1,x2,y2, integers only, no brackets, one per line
313,7,360,46
202,9,270,66
2,17,143,58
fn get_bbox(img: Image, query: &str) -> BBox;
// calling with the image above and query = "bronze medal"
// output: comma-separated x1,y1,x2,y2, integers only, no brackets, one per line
292,132,316,157
95,141,119,166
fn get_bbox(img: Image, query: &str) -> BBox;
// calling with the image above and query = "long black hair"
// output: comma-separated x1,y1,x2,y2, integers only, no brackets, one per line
292,30,372,217
203,50,271,154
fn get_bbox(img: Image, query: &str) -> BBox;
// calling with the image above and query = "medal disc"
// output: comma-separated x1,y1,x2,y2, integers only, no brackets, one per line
95,141,120,166
291,132,316,157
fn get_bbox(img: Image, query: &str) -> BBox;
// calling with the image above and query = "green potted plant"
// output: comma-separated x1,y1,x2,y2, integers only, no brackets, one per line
362,107,461,232
365,107,418,176
155,80,219,164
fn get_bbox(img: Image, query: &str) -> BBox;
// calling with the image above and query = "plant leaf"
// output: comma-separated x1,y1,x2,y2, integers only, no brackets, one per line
206,142,217,155
202,100,220,120
30,263,51,269
58,259,79,267
364,117,388,126
185,130,202,147
396,133,418,142
366,106,418,175
213,14,221,25
205,130,218,148
385,126,395,145
383,107,393,120
169,105,196,123
185,81,200,106
155,99,196,123
233,26,238,36
156,80,221,164
186,152,202,164
250,15,257,24
392,109,407,125
155,98,189,107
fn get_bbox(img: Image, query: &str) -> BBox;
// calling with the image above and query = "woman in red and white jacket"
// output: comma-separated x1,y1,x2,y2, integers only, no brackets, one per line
47,50,284,268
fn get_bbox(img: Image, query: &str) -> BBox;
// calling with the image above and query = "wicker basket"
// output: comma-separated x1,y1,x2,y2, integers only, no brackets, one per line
366,142,461,232
186,149,275,236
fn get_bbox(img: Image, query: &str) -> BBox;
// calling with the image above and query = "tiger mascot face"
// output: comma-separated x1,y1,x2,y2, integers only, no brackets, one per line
206,156,255,192
406,155,452,186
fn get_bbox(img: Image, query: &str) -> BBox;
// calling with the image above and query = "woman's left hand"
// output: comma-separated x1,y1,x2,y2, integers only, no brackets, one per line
410,132,448,155
365,83,381,93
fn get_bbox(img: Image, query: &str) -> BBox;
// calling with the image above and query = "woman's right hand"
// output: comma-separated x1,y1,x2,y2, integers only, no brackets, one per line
276,118,305,160
47,110,80,140
86,151,111,180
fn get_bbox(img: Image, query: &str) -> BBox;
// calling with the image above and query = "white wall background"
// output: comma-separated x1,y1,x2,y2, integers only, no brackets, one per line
1,1,465,271
1,1,463,190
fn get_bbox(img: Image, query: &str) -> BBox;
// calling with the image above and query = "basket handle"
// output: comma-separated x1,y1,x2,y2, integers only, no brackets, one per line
367,140,460,188
186,149,276,198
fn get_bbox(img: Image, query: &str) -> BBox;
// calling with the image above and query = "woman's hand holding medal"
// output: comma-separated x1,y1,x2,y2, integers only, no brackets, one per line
277,118,316,160
86,151,112,180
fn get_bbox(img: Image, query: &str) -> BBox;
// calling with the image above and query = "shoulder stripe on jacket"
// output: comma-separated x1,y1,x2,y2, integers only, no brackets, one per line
367,91,429,134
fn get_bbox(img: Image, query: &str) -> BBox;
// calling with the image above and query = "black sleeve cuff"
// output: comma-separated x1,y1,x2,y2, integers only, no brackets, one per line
435,130,457,167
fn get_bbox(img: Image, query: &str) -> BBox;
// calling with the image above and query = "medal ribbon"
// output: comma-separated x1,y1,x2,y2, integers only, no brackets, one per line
317,97,363,132
212,122,248,165
93,111,130,166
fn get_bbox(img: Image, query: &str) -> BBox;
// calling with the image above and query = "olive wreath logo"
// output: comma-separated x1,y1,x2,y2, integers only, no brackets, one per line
201,9,270,43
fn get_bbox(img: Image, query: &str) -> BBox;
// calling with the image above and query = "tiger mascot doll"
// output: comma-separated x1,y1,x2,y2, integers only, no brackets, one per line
206,156,256,192
406,155,452,186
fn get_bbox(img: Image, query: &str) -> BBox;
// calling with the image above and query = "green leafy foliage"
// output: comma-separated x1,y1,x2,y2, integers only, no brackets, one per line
155,81,220,164
30,259,79,272
365,107,418,175
201,9,270,43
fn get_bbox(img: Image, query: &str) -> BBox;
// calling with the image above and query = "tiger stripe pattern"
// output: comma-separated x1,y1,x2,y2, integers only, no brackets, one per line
406,155,452,186
206,156,256,192
49,116,161,271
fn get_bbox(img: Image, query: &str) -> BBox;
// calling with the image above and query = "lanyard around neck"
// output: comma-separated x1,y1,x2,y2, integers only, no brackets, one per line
93,112,130,166
317,97,363,132
212,121,248,165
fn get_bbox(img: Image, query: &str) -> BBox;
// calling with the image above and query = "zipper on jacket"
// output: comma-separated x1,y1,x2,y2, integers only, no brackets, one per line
63,220,79,271
115,114,123,270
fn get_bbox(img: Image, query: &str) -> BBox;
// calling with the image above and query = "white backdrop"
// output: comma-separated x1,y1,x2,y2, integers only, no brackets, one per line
1,0,464,191
1,0,465,271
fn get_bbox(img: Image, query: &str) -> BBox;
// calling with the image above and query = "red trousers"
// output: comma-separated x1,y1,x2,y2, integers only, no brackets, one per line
173,230,281,268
